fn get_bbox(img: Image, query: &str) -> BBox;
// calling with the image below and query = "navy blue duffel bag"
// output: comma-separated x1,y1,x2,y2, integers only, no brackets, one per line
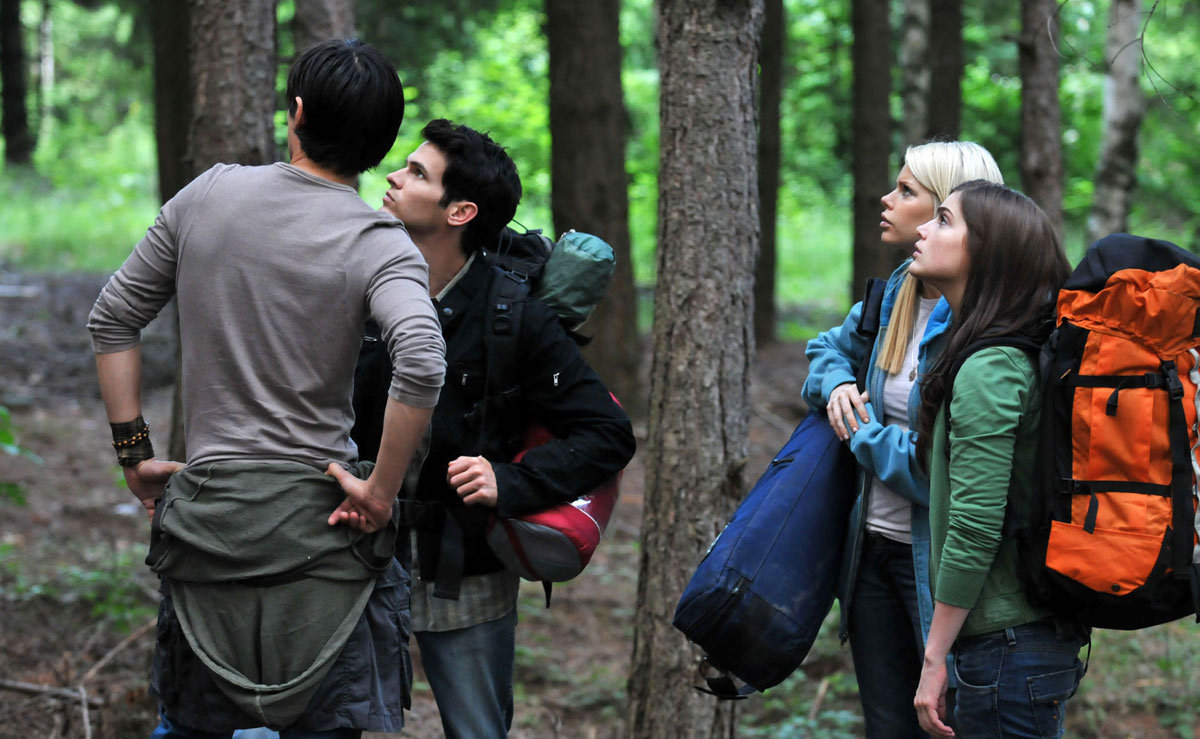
671,411,856,697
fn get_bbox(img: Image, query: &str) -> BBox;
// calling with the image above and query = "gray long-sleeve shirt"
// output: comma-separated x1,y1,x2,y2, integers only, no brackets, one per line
88,162,445,468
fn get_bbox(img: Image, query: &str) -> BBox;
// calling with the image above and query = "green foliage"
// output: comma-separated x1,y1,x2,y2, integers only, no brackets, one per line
738,604,863,737
2,0,1200,305
0,405,40,506
0,544,156,632
1071,620,1200,737
0,0,157,269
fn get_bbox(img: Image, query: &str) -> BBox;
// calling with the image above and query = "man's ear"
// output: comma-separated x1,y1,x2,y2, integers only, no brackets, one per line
447,201,478,228
292,96,305,125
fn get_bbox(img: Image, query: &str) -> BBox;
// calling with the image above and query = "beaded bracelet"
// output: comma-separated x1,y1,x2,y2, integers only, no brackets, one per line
111,417,155,467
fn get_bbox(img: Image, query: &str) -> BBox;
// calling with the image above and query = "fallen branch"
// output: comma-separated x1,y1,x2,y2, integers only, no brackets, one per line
82,616,157,684
807,676,831,721
79,684,92,739
0,679,102,707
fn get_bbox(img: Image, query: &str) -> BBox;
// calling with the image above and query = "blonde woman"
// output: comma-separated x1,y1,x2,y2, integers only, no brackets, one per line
801,141,1002,737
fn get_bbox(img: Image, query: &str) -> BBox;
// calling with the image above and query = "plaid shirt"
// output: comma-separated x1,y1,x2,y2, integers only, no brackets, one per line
408,531,519,632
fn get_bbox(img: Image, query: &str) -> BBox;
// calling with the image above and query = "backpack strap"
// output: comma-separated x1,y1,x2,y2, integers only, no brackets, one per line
482,264,532,419
855,277,887,391
942,336,1043,442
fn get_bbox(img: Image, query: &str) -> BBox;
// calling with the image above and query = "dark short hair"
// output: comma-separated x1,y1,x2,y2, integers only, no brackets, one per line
286,39,404,177
420,119,522,254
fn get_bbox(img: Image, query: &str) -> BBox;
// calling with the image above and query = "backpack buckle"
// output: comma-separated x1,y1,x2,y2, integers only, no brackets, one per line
1163,361,1184,400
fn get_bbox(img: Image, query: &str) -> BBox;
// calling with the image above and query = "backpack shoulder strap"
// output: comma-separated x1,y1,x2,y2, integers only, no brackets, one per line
484,264,532,407
943,336,1043,443
854,277,888,391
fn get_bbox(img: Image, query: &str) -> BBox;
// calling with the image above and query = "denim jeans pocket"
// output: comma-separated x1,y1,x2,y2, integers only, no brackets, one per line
953,642,1004,738
1027,661,1084,738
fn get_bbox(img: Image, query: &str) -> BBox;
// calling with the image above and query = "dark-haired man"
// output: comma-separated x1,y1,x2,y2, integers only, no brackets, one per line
353,120,635,737
88,40,444,735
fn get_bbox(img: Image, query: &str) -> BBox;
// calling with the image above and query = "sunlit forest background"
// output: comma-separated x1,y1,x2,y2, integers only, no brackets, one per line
2,0,1197,330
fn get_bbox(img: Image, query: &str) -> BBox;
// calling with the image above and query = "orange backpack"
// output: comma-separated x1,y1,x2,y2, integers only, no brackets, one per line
949,234,1200,629
1032,234,1200,628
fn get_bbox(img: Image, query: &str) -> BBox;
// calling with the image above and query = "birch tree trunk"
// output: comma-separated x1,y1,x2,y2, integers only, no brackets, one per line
546,0,642,417
851,0,896,301
293,0,356,56
1019,0,1064,237
755,0,784,345
899,0,931,148
169,0,278,461
1087,0,1145,245
627,0,763,735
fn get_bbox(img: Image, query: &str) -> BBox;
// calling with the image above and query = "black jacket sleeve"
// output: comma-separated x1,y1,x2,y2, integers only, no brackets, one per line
491,299,636,517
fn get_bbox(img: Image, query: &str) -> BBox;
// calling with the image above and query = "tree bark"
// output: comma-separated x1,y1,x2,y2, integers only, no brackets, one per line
546,0,642,417
1087,0,1144,245
899,0,931,148
754,0,783,345
851,0,895,301
926,0,962,140
293,0,356,57
150,0,191,204
1,0,33,165
1019,0,1063,237
627,1,763,737
169,0,278,461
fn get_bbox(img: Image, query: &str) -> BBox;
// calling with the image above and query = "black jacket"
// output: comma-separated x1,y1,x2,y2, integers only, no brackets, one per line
352,255,635,580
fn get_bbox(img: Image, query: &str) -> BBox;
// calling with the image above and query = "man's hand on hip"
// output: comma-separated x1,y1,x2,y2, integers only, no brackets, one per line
124,459,185,521
326,463,396,533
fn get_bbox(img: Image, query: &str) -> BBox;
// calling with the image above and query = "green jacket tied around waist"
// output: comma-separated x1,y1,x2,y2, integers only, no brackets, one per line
146,460,397,729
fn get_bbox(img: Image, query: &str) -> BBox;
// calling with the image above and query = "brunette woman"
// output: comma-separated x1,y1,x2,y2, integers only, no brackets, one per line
909,181,1083,738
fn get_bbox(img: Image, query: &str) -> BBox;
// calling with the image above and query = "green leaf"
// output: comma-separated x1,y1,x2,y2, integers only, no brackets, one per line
0,482,28,507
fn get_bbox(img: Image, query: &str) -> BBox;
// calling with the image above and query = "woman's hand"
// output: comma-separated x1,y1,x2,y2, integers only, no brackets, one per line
826,382,870,441
915,657,954,737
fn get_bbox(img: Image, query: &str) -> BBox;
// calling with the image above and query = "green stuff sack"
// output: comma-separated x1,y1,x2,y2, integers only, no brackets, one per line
533,230,616,330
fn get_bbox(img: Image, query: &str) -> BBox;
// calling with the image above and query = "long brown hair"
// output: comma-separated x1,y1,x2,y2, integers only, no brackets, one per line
914,181,1070,467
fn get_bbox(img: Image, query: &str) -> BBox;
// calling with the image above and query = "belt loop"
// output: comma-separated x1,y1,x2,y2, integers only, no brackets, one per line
1005,627,1017,646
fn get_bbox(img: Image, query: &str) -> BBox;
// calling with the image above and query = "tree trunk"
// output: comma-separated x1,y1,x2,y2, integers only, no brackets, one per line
35,0,50,146
899,0,931,148
1019,0,1063,237
627,1,763,737
1087,0,1144,245
151,0,191,204
1,0,33,165
169,0,278,461
926,0,962,140
851,0,895,302
293,0,355,57
754,0,783,345
546,0,642,417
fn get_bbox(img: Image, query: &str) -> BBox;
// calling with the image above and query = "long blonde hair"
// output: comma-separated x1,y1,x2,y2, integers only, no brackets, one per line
876,141,1004,375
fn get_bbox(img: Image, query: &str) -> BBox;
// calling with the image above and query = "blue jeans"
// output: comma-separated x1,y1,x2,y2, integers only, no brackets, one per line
415,607,518,739
150,713,359,739
953,619,1088,738
849,534,927,738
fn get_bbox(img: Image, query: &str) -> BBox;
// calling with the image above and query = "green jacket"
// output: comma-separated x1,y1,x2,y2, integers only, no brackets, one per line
146,460,397,729
929,346,1051,637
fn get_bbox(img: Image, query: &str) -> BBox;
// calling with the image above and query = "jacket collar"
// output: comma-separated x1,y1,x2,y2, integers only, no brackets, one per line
435,253,492,333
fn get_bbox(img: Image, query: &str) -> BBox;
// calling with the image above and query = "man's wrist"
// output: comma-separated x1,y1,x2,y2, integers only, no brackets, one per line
111,416,155,467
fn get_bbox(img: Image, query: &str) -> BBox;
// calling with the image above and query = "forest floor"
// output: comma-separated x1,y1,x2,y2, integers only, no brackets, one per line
0,272,1195,738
